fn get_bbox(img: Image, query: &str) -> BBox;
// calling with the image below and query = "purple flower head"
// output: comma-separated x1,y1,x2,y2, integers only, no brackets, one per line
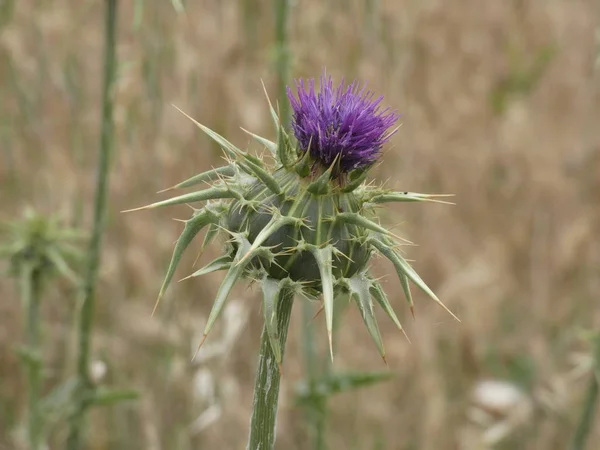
286,71,399,173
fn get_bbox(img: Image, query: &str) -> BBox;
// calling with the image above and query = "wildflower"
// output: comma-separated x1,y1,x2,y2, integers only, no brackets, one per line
287,73,399,173
125,70,455,363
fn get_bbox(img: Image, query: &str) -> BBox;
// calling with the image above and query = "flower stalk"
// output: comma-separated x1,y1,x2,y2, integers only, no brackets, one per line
1,208,84,449
21,263,44,450
247,289,294,450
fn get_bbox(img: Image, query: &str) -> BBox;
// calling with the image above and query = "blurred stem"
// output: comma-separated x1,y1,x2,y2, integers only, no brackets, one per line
242,0,258,52
66,0,118,448
273,0,290,125
21,264,44,450
248,290,294,450
570,334,600,450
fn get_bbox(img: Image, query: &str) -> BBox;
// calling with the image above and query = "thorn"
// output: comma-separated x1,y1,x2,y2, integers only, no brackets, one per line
381,354,388,367
410,305,415,319
121,204,153,213
328,330,334,362
278,361,284,376
151,294,163,317
236,251,253,267
191,334,208,362
401,328,411,344
178,272,195,282
193,249,204,267
156,186,175,194
310,304,324,322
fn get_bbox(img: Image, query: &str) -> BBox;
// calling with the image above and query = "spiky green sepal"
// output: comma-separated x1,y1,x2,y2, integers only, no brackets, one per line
125,101,456,360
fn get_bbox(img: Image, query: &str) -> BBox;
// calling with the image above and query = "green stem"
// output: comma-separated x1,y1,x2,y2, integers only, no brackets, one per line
570,335,600,450
66,1,118,448
273,0,290,125
301,301,327,450
22,264,44,450
247,290,294,450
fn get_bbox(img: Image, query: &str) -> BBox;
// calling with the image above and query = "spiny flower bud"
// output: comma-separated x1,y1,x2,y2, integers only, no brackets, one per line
125,71,457,363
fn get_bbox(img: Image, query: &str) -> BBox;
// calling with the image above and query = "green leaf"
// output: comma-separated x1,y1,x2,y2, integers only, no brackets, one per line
296,370,393,402
368,234,459,321
238,214,299,265
241,158,282,195
342,168,370,193
367,191,455,205
335,213,394,238
40,377,78,417
346,275,386,361
183,254,232,279
196,235,254,355
294,144,312,177
159,165,235,192
46,247,79,285
370,281,406,336
91,388,139,406
154,208,221,314
201,222,220,251
306,158,338,195
309,245,335,360
399,272,414,314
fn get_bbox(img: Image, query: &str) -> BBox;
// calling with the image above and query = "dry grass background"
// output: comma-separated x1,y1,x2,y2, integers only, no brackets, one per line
1,0,599,449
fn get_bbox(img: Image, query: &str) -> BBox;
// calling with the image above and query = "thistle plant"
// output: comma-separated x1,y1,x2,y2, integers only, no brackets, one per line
1,209,83,450
126,71,455,449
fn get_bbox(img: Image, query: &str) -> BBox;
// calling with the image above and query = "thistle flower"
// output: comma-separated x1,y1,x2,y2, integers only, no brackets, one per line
125,71,456,364
287,73,399,173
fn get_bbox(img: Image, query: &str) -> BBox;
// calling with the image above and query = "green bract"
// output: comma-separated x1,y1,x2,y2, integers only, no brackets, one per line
125,90,456,363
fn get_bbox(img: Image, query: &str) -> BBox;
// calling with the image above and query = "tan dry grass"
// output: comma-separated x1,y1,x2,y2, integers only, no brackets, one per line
1,0,599,449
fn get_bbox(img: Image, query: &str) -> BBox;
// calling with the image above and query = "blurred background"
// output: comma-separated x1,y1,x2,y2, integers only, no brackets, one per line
1,0,599,449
